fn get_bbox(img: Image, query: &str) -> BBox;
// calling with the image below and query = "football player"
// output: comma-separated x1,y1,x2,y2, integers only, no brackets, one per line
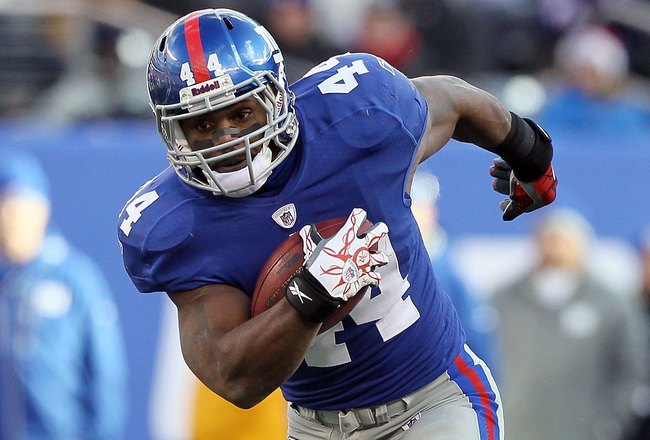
118,8,557,439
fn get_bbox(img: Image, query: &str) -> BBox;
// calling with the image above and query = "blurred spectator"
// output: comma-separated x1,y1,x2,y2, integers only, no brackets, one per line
534,24,650,139
537,0,600,34
493,208,649,440
353,1,425,76
399,0,508,75
0,151,128,440
0,16,64,117
262,0,343,82
410,170,500,375
310,0,376,49
35,22,152,120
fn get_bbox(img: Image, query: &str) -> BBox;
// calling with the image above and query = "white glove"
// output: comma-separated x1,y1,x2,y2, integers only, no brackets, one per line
299,208,389,301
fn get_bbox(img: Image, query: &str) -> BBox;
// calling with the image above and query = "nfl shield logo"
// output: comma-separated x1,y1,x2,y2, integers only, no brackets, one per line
272,203,297,228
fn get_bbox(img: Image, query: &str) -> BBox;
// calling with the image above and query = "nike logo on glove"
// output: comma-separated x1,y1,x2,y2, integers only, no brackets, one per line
288,280,312,304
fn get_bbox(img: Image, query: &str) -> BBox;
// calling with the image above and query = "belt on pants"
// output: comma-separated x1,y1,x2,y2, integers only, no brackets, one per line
292,397,410,433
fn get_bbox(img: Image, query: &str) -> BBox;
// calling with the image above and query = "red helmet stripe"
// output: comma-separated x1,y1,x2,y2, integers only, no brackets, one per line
184,13,210,83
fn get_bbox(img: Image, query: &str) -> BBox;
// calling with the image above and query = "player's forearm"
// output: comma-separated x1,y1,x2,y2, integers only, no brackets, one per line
180,299,319,408
450,86,511,147
411,75,511,160
421,75,511,147
441,76,553,182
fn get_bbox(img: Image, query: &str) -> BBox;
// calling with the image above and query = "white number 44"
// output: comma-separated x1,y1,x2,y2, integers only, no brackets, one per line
119,190,159,236
305,57,370,95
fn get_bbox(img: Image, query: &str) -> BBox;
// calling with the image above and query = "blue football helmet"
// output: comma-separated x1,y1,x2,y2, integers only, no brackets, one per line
147,9,298,196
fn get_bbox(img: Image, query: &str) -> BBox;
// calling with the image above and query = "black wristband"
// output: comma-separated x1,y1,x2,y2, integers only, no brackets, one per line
487,112,553,182
285,269,341,323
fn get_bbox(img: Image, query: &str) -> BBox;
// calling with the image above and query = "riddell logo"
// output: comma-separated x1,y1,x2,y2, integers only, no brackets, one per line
191,79,222,96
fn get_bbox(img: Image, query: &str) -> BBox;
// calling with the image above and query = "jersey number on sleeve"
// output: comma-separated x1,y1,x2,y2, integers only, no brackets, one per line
304,57,370,95
120,190,159,237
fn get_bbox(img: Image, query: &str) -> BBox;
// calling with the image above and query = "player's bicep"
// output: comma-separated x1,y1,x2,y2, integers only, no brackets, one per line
410,76,460,164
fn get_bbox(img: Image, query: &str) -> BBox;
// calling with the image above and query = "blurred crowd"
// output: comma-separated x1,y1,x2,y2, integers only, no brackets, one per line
1,0,650,130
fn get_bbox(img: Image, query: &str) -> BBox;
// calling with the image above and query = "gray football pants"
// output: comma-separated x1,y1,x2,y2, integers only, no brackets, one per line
286,344,503,440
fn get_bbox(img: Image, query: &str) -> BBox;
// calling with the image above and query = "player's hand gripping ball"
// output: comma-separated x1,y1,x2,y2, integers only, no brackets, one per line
251,208,389,333
300,208,389,300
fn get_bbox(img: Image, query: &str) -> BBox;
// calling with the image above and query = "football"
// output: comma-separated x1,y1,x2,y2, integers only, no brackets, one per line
251,217,373,334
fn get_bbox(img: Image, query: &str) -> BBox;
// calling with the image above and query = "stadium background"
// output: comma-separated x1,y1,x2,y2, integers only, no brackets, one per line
1,0,649,438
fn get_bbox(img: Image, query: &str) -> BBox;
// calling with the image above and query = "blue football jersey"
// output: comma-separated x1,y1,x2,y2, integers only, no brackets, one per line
118,53,465,409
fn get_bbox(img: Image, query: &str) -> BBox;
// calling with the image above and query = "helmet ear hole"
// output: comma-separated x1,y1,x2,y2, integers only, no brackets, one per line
158,36,167,52
223,17,234,30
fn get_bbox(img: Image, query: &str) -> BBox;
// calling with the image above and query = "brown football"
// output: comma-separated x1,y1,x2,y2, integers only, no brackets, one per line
250,217,373,334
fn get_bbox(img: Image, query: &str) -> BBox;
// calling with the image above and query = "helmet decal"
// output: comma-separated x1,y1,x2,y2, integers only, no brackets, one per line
183,12,211,84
